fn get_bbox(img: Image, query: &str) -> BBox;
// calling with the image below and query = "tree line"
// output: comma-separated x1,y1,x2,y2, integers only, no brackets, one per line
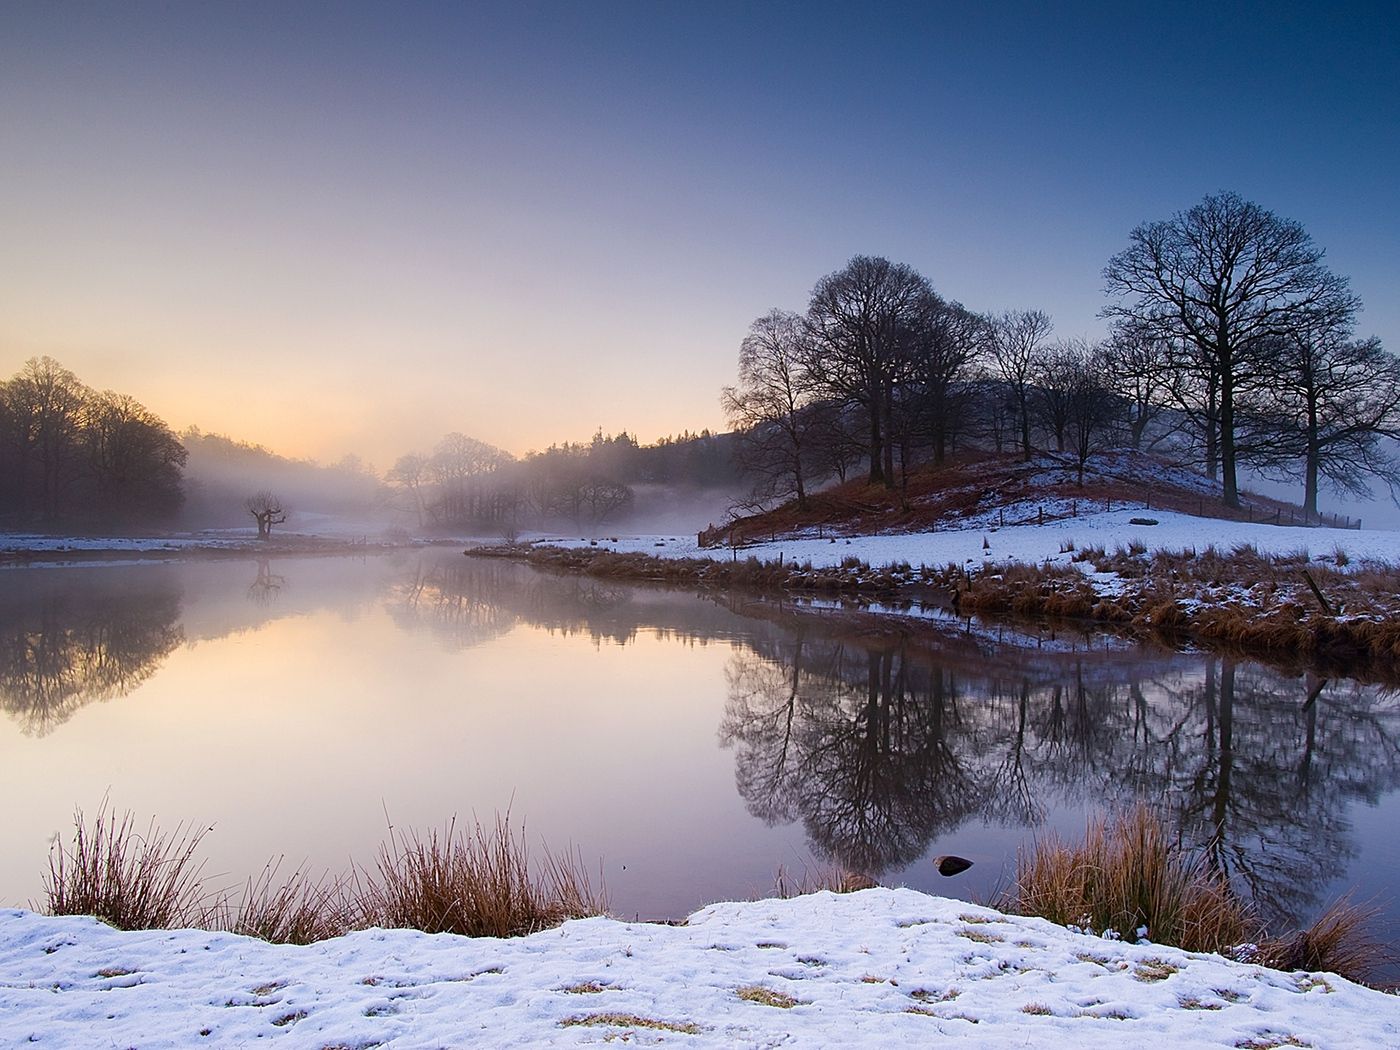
0,357,187,525
385,428,738,532
726,192,1400,515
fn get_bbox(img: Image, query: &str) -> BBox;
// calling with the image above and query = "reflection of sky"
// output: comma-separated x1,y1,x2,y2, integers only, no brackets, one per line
0,560,819,920
2,3,1396,464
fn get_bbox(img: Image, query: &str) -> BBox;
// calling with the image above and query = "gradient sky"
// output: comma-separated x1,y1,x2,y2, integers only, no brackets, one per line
3,1,1396,466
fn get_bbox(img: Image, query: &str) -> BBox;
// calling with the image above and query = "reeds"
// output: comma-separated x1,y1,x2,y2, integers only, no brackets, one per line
1254,896,1392,984
1005,806,1388,984
43,804,213,930
39,807,605,944
1005,806,1251,953
355,815,606,937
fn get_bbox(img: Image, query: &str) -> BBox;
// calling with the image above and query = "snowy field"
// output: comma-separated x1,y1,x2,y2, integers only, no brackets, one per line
540,509,1400,571
2,890,1394,1048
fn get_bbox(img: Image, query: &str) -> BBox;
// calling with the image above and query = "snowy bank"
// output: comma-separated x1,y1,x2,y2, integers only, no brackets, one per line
2,890,1395,1048
541,509,1400,572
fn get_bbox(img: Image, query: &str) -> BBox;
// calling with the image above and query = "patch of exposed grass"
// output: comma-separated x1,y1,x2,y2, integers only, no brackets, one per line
736,985,801,1008
1020,1002,1053,1015
957,927,1005,944
1234,1035,1311,1049
559,1012,702,1034
1133,958,1181,982
561,981,611,994
1178,995,1224,1010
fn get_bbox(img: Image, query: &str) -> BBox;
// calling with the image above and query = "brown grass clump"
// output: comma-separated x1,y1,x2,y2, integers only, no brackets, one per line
354,814,606,938
559,1013,702,1034
220,859,350,944
1004,805,1251,953
41,806,605,943
773,863,876,898
1254,897,1391,986
736,985,800,1008
41,804,213,930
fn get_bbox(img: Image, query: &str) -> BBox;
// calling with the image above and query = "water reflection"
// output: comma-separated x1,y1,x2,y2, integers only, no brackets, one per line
3,553,1399,932
719,630,1400,927
0,570,183,735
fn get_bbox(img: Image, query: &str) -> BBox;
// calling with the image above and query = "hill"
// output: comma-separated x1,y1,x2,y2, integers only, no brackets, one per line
703,451,1356,547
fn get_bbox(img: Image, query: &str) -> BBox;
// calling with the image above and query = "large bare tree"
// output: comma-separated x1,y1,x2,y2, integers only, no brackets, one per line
804,256,931,487
1103,191,1356,507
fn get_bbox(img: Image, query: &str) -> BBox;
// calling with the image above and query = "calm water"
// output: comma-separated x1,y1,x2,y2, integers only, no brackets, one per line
2,550,1398,946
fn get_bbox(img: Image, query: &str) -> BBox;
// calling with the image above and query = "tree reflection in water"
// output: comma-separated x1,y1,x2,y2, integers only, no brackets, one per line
719,628,1400,928
0,571,183,736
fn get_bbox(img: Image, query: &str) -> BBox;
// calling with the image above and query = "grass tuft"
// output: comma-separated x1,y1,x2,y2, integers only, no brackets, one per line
737,985,800,1008
1003,804,1251,953
354,814,607,938
1253,896,1391,986
41,803,212,931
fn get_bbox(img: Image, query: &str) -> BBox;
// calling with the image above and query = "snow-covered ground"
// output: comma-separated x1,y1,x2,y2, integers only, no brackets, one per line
2,890,1393,1048
540,509,1400,571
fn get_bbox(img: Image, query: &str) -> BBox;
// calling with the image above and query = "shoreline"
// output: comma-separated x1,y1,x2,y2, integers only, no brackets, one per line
466,510,1400,683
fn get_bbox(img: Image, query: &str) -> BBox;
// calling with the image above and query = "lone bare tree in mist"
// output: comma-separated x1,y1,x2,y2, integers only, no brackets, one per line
245,490,287,539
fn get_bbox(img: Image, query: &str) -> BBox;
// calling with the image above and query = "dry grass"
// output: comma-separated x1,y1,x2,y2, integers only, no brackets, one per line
736,985,801,1008
559,1012,702,1034
1006,807,1391,986
1254,896,1391,986
354,815,607,938
1003,805,1252,953
220,859,350,944
772,862,875,898
41,807,605,944
41,804,213,930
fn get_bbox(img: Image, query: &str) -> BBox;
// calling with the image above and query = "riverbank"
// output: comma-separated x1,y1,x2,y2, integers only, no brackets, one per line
3,889,1395,1048
472,509,1400,681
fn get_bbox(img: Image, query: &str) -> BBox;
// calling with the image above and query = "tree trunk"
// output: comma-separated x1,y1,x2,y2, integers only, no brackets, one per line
1219,350,1239,508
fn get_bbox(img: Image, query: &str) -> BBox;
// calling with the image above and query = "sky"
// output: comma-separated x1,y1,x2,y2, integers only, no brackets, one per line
2,1,1397,468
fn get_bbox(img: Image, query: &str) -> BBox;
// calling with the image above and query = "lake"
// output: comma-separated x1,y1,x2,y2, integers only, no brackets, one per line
2,549,1398,947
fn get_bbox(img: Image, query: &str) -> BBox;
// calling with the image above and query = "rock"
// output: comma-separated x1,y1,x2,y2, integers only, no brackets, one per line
933,855,973,877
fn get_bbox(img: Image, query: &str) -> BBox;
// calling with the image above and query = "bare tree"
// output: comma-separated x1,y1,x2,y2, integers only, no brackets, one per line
1065,346,1122,485
804,256,931,487
387,453,429,527
722,309,818,508
989,309,1053,460
1100,321,1177,450
245,490,287,539
1271,317,1400,516
907,297,988,465
1104,191,1357,507
1032,338,1086,453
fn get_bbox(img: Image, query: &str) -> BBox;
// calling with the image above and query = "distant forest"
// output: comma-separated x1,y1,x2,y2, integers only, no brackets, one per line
0,356,738,533
0,357,186,525
4,191,1397,534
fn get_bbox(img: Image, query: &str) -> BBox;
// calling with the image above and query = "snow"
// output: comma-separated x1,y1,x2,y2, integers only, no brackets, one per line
2,891,1393,1048
540,509,1400,572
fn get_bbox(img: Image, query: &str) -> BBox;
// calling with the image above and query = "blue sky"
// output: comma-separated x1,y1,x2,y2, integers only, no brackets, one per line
2,1,1395,463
